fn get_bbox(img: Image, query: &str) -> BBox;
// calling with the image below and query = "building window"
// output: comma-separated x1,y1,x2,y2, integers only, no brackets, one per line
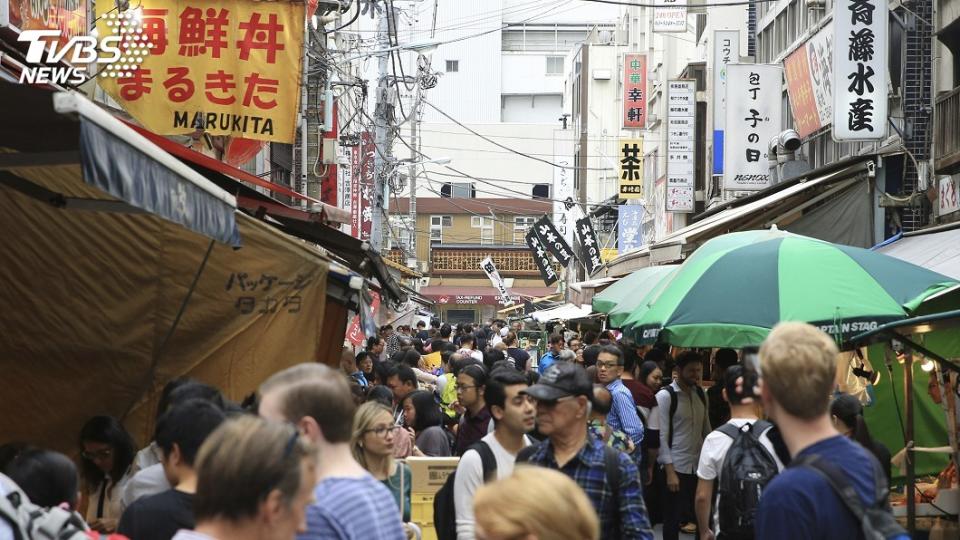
446,60,459,73
441,182,475,198
430,215,451,244
546,56,564,75
513,216,536,244
471,216,495,245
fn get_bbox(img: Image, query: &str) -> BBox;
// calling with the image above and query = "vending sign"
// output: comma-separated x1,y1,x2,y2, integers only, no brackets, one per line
712,30,739,175
623,53,647,128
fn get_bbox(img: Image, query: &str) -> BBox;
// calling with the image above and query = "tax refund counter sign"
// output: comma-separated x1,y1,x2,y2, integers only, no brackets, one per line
97,0,305,143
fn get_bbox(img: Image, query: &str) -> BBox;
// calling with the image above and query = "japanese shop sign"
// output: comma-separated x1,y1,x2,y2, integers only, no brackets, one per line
553,133,577,245
224,270,314,316
653,0,687,33
0,0,87,39
940,175,960,216
96,0,305,143
833,0,886,140
618,138,644,200
525,228,558,286
574,216,603,276
347,291,380,346
481,256,513,306
350,132,374,240
617,205,645,253
723,64,783,191
339,144,353,236
667,80,695,212
784,22,834,138
712,30,739,175
534,216,574,267
623,53,647,128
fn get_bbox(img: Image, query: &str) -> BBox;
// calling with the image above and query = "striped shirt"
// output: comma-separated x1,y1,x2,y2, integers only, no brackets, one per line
606,378,645,450
298,475,405,540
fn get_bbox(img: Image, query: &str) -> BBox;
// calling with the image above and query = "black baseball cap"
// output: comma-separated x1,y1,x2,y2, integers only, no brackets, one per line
523,362,593,401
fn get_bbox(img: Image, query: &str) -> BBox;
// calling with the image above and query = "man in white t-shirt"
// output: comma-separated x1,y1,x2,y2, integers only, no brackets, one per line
453,368,535,540
695,365,784,540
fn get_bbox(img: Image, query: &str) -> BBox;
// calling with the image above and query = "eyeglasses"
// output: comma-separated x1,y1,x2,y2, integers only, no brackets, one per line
363,426,402,437
81,448,113,461
596,361,621,370
282,424,301,459
456,385,477,393
536,395,577,408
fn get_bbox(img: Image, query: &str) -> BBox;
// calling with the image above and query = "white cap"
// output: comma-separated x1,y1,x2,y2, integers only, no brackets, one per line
500,327,509,337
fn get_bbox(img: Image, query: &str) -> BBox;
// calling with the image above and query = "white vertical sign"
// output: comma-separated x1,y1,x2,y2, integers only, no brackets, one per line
480,257,513,306
667,80,696,212
340,146,353,236
833,0,887,140
653,0,688,33
712,30,739,175
553,132,578,245
723,64,783,191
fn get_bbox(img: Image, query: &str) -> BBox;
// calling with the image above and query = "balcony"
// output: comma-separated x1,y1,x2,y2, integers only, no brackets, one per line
428,246,561,276
935,86,960,174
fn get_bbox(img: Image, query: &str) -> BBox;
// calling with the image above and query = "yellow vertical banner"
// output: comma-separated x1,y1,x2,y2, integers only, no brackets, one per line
96,0,305,143
618,138,644,199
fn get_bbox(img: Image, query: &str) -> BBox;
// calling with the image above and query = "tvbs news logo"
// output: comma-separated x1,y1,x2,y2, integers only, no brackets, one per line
13,11,151,85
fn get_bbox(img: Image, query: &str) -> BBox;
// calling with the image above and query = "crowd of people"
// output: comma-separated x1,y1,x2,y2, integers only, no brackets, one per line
0,318,905,540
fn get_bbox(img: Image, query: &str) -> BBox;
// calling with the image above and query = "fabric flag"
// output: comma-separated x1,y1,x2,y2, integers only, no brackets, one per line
575,216,604,276
534,216,575,267
525,228,559,286
480,256,513,306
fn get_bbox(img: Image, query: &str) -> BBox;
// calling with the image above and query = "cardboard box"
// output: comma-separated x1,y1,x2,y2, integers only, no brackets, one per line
406,457,460,494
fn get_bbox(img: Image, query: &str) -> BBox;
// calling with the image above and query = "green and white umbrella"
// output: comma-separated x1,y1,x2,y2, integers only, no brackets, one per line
606,266,679,328
623,229,958,348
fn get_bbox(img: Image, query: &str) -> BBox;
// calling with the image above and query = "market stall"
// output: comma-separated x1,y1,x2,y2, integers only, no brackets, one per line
0,82,338,451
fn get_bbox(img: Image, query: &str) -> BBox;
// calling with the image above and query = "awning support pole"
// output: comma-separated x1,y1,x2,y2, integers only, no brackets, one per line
123,238,217,420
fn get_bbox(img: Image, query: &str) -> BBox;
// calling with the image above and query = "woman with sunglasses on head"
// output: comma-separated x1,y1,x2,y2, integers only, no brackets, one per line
351,403,413,524
78,415,136,533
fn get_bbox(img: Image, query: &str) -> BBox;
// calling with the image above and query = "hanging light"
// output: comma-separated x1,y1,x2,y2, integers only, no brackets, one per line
921,357,935,372
311,14,319,30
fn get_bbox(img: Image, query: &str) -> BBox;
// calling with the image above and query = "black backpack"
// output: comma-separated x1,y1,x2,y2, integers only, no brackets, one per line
665,384,707,448
791,454,909,540
716,420,779,539
434,441,497,540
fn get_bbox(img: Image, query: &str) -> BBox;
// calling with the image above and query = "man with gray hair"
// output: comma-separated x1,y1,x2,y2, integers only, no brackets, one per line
259,363,405,540
557,349,577,363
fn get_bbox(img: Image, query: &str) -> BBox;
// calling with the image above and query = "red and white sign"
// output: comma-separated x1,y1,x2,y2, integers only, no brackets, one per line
623,53,647,128
350,132,373,240
940,175,960,216
784,44,821,138
346,291,380,346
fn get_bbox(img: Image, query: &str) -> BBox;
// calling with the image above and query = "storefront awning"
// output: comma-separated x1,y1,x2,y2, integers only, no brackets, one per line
875,223,960,281
421,286,558,306
0,81,239,245
529,303,594,323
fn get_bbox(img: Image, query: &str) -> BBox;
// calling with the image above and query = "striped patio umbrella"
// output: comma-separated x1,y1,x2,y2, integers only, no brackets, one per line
623,228,958,348
592,265,678,326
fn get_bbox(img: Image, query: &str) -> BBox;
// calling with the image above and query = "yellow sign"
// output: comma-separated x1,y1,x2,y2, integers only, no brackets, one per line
618,138,644,199
96,0,305,143
600,248,618,262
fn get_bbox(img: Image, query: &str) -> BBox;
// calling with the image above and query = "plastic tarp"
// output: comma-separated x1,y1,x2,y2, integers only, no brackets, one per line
530,303,593,323
0,162,330,451
876,225,960,281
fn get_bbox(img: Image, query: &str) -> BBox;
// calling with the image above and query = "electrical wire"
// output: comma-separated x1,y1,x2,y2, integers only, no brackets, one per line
578,0,782,7
422,98,613,171
323,0,361,35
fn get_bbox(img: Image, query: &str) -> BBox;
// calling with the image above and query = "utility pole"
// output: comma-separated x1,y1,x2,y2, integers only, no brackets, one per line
407,89,420,269
370,8,392,253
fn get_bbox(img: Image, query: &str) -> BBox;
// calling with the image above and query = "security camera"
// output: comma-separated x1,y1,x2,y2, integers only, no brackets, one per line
866,160,876,178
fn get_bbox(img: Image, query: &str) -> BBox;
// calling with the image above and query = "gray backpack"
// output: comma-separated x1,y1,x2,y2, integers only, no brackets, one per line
0,473,92,540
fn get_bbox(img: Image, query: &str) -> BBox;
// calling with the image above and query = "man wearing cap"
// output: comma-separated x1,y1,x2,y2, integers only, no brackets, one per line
517,363,654,540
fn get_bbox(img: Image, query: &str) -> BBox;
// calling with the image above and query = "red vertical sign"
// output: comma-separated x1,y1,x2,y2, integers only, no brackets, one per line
623,54,647,128
784,44,821,138
350,132,374,240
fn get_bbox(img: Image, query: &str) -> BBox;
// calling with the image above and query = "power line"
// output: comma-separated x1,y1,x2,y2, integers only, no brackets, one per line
422,98,613,171
578,0,780,6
